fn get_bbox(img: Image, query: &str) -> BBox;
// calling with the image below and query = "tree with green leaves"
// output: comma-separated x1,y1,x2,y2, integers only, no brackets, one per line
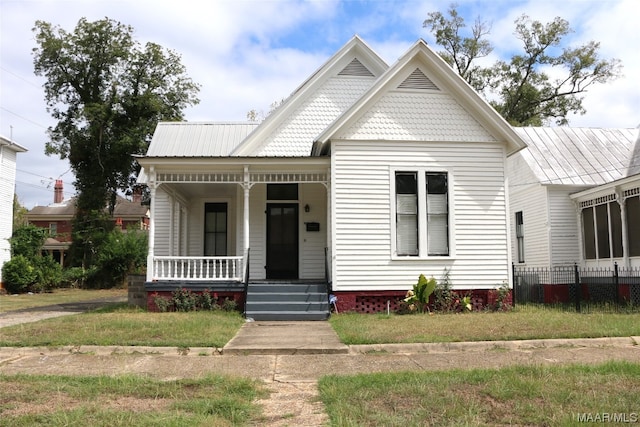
32,17,200,267
423,5,622,126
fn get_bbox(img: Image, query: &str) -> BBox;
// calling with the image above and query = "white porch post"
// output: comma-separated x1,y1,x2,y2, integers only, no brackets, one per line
146,167,156,282
243,165,250,257
181,205,188,256
169,196,175,256
618,189,630,268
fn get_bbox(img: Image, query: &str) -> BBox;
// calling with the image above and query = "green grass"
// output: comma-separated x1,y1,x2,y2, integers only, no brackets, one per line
329,307,640,345
318,361,640,426
0,304,245,348
0,373,266,426
0,288,126,312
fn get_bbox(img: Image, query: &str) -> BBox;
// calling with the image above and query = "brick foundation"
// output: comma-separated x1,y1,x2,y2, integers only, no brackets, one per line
331,289,513,313
146,290,245,312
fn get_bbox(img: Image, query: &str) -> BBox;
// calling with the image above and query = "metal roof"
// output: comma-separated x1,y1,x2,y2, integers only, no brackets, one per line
146,122,259,157
513,127,640,186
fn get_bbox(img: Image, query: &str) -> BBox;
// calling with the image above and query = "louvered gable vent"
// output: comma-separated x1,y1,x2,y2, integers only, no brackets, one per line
398,68,439,90
338,58,374,77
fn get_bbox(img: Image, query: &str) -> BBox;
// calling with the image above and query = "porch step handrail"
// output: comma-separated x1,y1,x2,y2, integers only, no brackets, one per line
152,256,244,281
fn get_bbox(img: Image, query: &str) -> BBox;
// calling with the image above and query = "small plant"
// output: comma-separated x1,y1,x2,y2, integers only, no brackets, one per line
221,297,238,312
152,292,173,312
173,288,197,312
433,268,457,312
491,281,512,311
197,289,216,310
403,274,437,313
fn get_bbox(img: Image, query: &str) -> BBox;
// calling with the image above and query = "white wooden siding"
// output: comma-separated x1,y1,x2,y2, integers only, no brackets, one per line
299,183,328,279
507,151,551,269
548,187,581,266
0,148,17,281
152,188,172,257
332,140,511,290
508,182,549,268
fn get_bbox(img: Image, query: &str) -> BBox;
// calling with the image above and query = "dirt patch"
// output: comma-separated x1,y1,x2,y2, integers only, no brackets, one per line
254,381,328,427
2,389,171,417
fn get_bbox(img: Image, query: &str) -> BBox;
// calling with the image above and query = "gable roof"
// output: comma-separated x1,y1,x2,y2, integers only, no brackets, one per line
312,39,527,156
231,35,388,157
28,195,148,218
146,122,259,157
513,127,640,186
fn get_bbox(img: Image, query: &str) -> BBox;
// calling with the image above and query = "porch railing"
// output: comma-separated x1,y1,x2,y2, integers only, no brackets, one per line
152,256,244,281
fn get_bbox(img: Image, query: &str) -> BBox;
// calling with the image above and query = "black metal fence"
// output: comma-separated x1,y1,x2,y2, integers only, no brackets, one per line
513,263,640,312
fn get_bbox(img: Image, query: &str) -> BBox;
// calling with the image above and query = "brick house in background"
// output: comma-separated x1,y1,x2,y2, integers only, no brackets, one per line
26,180,150,266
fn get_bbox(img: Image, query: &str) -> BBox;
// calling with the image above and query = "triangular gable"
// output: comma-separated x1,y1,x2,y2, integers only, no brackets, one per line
312,39,527,156
231,35,388,157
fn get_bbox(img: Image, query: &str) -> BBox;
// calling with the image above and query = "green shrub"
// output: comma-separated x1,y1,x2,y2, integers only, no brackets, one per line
89,228,148,288
9,225,47,259
2,255,37,293
33,255,63,292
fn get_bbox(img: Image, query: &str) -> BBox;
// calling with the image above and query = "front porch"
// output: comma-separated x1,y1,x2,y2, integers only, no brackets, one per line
141,161,332,319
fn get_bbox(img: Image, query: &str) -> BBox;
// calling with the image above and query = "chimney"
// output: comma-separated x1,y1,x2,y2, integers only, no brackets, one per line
132,186,142,203
54,179,63,203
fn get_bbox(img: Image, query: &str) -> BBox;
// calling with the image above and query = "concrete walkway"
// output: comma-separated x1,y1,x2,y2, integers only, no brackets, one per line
0,295,127,328
223,321,349,355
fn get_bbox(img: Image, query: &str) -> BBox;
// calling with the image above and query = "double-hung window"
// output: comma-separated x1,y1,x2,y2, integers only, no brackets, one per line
394,170,449,257
395,172,419,256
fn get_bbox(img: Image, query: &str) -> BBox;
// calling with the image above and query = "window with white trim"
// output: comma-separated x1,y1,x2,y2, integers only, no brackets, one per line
515,211,524,263
394,170,449,257
395,172,419,256
581,201,623,260
204,203,227,256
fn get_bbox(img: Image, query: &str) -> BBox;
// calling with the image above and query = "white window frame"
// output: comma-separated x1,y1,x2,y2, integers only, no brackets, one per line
515,211,524,263
390,167,453,260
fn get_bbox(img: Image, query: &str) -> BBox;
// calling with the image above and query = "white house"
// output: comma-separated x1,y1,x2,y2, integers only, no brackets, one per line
136,37,527,318
0,135,28,288
507,127,640,270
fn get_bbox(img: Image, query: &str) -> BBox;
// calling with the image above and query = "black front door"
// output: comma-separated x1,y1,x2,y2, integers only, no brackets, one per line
266,203,298,279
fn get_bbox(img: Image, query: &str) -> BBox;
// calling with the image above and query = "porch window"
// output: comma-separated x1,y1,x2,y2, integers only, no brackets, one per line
582,207,596,259
204,203,227,256
515,211,524,263
582,201,623,260
395,172,418,256
627,196,640,257
267,183,298,200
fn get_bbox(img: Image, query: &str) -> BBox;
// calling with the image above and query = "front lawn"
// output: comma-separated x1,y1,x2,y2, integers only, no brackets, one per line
0,373,265,426
319,361,640,426
0,304,245,348
329,307,640,344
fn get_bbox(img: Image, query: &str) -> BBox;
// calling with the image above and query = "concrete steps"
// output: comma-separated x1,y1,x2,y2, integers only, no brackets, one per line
245,282,330,321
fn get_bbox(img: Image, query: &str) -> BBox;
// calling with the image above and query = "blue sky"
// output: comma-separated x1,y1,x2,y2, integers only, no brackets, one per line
1,0,638,209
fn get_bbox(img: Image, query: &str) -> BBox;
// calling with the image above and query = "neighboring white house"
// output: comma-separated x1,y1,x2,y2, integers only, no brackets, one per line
0,135,28,288
507,127,640,270
136,36,527,316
